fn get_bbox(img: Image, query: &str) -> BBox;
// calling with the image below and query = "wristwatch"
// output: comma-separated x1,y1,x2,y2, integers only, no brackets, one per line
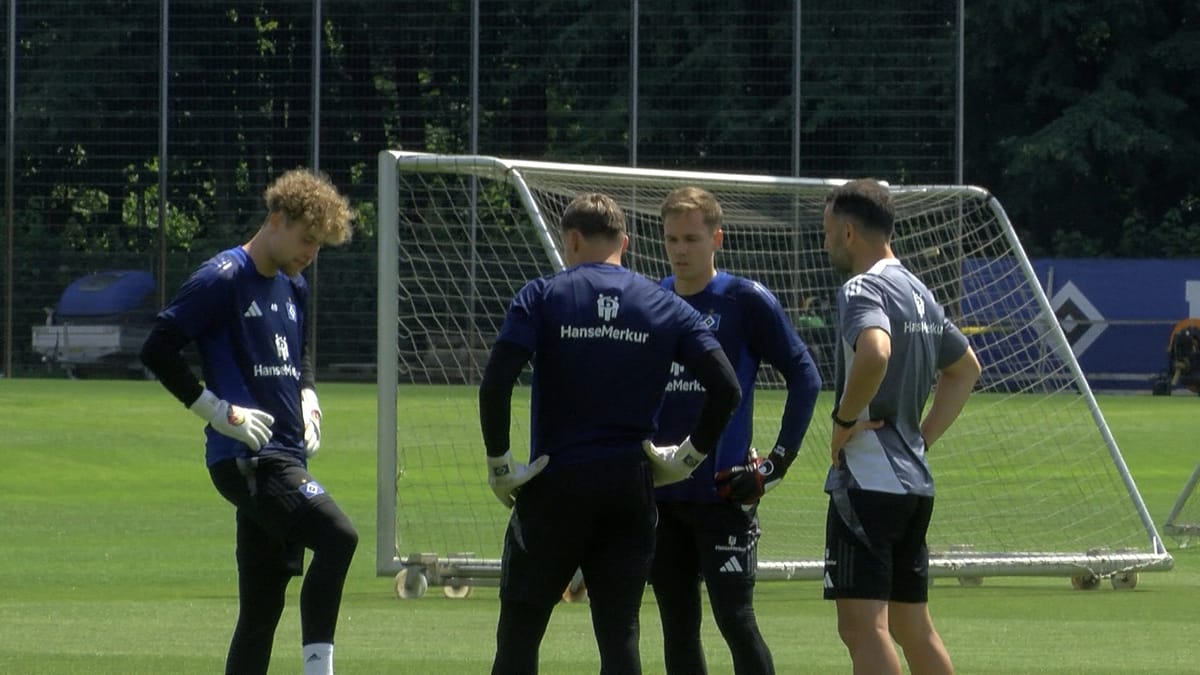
831,407,857,429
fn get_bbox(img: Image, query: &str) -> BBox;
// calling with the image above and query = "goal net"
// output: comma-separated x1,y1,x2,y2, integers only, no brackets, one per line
375,150,1171,595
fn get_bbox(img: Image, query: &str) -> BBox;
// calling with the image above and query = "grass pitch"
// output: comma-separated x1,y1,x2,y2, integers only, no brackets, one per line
1,378,1198,673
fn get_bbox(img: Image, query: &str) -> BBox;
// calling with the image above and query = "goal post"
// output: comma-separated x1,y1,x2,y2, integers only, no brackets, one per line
376,150,1172,595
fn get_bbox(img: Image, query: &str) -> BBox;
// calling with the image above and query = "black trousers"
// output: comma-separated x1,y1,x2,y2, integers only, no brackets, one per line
492,455,657,675
209,455,358,675
650,500,774,675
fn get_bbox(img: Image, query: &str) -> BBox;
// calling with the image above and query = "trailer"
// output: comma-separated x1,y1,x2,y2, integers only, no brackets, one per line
31,270,157,377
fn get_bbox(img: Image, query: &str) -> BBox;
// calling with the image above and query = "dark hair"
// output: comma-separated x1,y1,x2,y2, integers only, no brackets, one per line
825,179,894,238
561,192,627,240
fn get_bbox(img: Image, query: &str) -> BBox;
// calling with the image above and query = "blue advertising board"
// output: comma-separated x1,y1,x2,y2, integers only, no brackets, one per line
1029,259,1199,389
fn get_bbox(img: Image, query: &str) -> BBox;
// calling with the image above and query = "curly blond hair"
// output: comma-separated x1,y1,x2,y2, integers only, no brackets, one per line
264,168,354,246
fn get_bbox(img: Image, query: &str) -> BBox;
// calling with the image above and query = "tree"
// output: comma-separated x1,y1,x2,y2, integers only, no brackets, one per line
964,0,1200,257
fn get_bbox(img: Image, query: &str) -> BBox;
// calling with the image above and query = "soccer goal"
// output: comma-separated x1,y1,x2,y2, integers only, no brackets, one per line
375,150,1172,598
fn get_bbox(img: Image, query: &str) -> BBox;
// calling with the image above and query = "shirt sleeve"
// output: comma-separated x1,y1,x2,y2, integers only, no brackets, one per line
494,278,543,352
937,317,970,369
140,318,203,407
741,281,822,454
840,275,891,349
158,257,231,342
478,340,532,457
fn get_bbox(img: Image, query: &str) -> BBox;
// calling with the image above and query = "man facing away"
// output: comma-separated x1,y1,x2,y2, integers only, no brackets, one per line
649,186,822,675
478,192,742,675
140,168,358,675
821,178,981,675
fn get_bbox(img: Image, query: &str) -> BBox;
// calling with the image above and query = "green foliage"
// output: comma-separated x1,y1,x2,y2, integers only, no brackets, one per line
8,1,1200,267
121,160,203,251
965,1,1200,256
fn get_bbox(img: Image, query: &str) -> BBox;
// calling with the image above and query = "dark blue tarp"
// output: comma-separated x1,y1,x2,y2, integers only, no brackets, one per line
55,270,156,318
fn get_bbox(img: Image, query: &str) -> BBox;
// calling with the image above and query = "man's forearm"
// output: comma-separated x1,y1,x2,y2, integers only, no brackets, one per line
836,351,887,420
140,319,203,407
478,341,530,457
921,350,981,446
775,349,822,454
689,347,742,454
920,373,973,447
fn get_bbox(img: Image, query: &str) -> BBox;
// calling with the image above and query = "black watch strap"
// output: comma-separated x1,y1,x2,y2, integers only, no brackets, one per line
831,408,857,429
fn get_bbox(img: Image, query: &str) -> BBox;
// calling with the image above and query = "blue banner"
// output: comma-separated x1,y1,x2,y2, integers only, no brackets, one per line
1031,259,1200,389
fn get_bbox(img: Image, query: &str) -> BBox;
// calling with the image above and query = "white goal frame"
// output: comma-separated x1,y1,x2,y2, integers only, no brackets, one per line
1163,461,1200,545
376,150,1171,596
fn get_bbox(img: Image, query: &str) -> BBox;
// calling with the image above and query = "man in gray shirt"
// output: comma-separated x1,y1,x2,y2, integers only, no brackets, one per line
821,179,981,675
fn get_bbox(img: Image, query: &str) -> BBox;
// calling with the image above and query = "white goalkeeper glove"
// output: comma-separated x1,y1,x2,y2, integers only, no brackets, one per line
486,451,550,508
189,389,275,452
301,387,322,458
641,437,707,487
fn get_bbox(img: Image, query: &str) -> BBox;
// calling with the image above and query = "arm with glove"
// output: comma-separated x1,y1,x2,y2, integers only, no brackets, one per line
298,346,323,458
141,318,275,451
479,340,548,507
716,334,822,504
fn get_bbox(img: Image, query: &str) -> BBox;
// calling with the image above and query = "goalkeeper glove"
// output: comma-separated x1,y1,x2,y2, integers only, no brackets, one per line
189,389,275,452
641,437,707,487
301,387,322,458
716,445,790,504
486,451,550,508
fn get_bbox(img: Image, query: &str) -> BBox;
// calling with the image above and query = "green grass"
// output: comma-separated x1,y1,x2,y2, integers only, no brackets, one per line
2,379,1199,673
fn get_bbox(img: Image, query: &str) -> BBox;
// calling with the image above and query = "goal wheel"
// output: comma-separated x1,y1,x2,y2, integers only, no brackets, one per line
394,567,429,599
1110,571,1138,590
562,569,588,603
442,583,473,599
957,576,983,587
1070,573,1101,590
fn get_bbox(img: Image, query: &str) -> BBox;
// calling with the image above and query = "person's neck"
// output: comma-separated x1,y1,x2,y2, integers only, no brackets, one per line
572,248,623,267
241,236,278,277
673,268,716,296
851,245,896,276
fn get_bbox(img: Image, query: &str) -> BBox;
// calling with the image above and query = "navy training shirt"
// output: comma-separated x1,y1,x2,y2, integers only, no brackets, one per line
158,246,307,466
495,262,721,469
654,271,819,502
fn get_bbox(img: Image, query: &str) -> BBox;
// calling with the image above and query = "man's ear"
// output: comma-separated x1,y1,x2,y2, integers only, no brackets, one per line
843,219,856,242
713,228,724,251
619,233,629,255
563,228,581,255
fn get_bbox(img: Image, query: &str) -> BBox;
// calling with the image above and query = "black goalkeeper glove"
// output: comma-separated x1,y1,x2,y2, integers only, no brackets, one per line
716,445,790,504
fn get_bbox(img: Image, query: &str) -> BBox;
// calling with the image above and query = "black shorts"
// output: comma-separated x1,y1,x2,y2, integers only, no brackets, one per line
499,455,657,608
650,500,760,587
209,453,334,576
822,489,933,603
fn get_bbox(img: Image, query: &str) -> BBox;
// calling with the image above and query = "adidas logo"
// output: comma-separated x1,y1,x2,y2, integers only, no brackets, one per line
306,653,323,663
719,556,744,574
243,301,263,318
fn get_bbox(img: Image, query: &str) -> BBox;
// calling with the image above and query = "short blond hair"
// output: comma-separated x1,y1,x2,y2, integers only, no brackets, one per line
660,186,723,232
264,168,354,246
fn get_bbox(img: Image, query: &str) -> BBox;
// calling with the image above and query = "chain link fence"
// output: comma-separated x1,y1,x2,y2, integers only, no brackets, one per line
1,0,960,378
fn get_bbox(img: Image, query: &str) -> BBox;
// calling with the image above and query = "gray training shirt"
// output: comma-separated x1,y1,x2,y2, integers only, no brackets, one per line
824,258,970,496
